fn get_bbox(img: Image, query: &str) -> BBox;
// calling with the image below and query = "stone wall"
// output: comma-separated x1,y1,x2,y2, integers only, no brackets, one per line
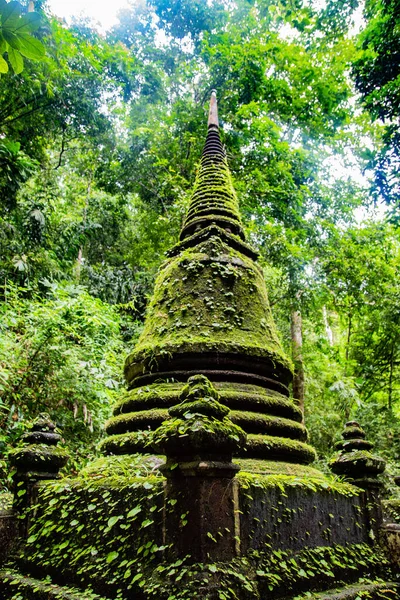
2,460,393,600
238,473,368,554
0,510,18,565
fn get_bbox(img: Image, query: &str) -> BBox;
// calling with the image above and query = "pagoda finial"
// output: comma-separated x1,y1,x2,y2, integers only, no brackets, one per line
207,89,219,128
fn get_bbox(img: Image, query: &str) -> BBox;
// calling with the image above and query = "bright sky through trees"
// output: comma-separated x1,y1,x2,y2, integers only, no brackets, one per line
47,0,131,29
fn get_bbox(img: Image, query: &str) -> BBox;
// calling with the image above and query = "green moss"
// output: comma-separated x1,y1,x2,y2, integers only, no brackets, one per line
230,410,307,440
341,439,374,451
221,387,303,422
104,388,311,463
105,409,169,435
170,398,228,418
9,444,69,470
383,499,400,524
112,382,302,424
245,434,317,464
99,430,153,455
330,450,386,477
237,470,359,497
124,236,292,383
179,373,219,399
80,454,163,479
291,582,398,600
0,570,110,599
168,223,258,260
112,384,182,415
184,214,243,236
342,426,366,439
151,414,246,458
18,474,165,599
234,458,327,479
250,543,390,598
181,153,243,239
103,430,316,463
167,374,230,421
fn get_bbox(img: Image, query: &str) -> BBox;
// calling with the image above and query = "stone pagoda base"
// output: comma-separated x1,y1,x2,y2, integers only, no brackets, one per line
0,454,398,600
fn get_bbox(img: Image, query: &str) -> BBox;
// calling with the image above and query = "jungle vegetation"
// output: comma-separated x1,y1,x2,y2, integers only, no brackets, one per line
0,0,400,487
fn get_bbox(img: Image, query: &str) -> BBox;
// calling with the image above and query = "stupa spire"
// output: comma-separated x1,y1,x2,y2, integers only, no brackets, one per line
179,91,244,241
207,89,219,128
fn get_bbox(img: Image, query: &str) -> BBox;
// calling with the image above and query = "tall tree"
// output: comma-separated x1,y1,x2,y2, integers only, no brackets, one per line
353,0,400,215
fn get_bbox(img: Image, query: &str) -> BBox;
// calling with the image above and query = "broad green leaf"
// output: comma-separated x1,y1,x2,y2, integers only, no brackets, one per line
1,1,21,28
298,569,307,577
7,46,23,73
107,515,120,528
127,505,141,518
58,540,69,550
14,12,41,33
18,33,45,60
3,29,20,50
0,54,8,73
27,535,37,543
0,32,6,53
106,551,119,563
141,519,154,528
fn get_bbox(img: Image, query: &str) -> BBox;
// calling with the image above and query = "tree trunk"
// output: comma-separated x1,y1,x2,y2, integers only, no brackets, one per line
322,306,334,346
388,341,395,411
291,308,305,421
75,175,92,281
345,312,352,373
75,247,83,281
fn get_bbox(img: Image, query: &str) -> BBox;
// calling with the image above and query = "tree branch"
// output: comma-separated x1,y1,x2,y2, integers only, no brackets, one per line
2,101,56,128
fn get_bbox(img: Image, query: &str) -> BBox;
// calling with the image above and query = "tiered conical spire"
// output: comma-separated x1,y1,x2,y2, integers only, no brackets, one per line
102,92,316,466
180,90,244,242
330,421,385,482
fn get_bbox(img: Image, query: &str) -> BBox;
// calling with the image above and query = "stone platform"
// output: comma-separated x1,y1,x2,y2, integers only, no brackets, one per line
0,454,397,600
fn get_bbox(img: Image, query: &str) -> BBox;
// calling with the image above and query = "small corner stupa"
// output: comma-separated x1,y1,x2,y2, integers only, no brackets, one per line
102,91,315,467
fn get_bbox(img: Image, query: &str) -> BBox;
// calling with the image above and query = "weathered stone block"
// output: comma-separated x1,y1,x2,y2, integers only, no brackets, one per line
0,511,18,566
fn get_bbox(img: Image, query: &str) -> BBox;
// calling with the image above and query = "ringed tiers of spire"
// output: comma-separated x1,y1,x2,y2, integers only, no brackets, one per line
102,92,316,466
180,91,244,242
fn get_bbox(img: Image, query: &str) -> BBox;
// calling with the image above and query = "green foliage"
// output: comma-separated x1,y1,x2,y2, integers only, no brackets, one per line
0,282,126,486
277,221,400,462
250,543,388,597
20,472,165,599
0,570,109,599
0,139,36,210
238,469,359,498
353,0,400,211
10,464,386,599
0,0,45,75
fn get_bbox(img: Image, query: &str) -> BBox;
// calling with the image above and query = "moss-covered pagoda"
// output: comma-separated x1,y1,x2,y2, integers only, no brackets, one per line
0,92,399,600
102,90,315,468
